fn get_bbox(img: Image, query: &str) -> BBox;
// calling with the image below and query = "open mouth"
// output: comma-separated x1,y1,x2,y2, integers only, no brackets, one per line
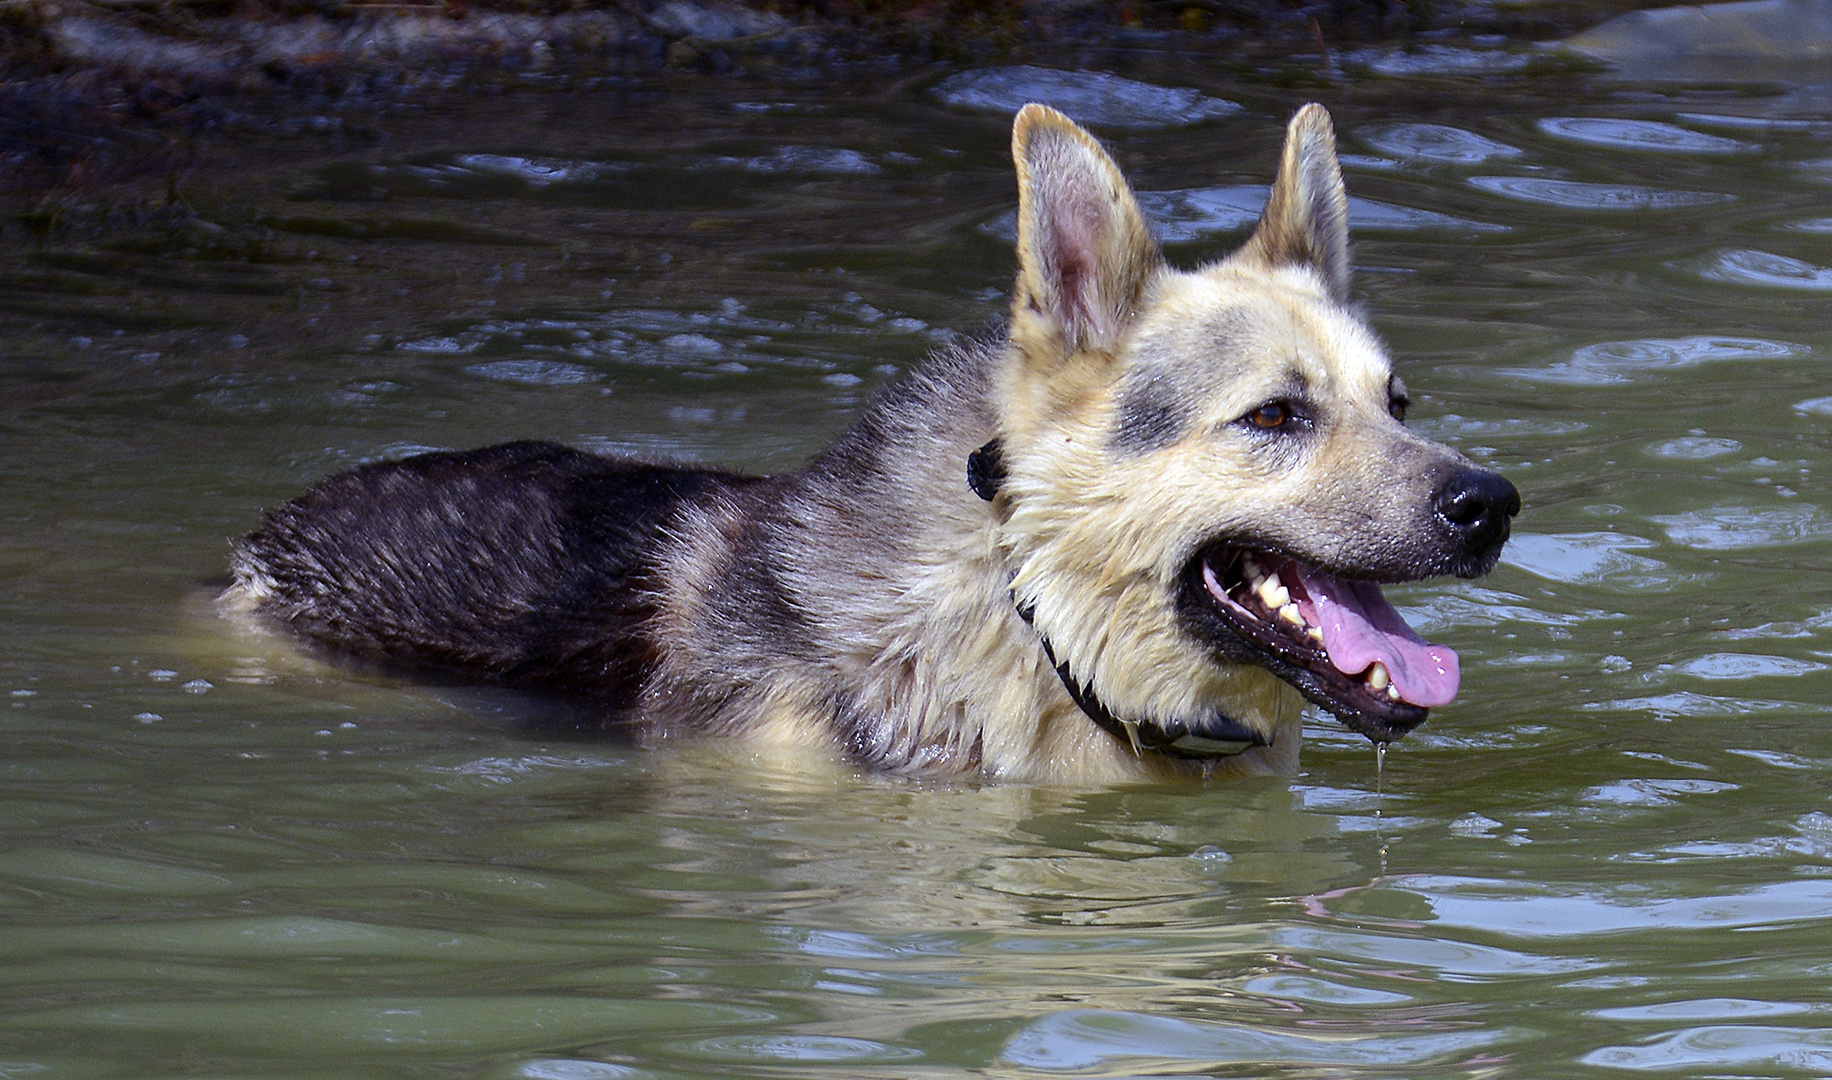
1184,545,1460,742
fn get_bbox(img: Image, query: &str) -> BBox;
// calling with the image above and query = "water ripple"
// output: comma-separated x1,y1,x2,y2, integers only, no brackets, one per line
1588,691,1814,720
465,359,603,386
669,1034,921,1064
1,997,777,1056
932,66,1240,129
397,298,934,382
1676,112,1832,134
1384,874,1832,937
1672,652,1826,679
1136,186,1504,241
1700,248,1832,289
1401,586,1616,633
1595,998,1823,1022
1469,175,1731,210
1237,973,1411,1006
1652,504,1832,549
1348,44,1532,77
1583,1025,1832,1071
449,153,625,188
1500,532,1667,587
1647,435,1739,460
1000,1008,1505,1071
1580,778,1739,808
1358,122,1523,165
1538,117,1755,154
1501,335,1808,385
694,146,884,175
1276,925,1596,977
985,186,1503,243
505,1061,645,1080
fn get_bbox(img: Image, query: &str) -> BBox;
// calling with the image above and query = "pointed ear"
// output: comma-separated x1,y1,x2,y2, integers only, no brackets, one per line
1235,103,1351,302
1010,104,1162,358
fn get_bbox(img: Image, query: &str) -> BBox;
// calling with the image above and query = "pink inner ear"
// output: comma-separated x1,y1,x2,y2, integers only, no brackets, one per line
1054,243,1093,337
1044,198,1105,347
1016,119,1159,352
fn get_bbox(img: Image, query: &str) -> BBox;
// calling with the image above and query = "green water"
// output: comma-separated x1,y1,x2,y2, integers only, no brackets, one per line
8,44,1832,1078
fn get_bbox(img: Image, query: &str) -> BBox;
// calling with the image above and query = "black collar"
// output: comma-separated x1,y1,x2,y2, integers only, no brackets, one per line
968,438,1005,503
1013,604,1266,760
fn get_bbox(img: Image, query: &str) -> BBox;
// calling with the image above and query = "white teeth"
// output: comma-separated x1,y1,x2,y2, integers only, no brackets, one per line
1387,685,1402,702
1307,625,1324,643
1242,555,1261,583
1278,603,1303,626
1258,573,1288,610
1367,662,1390,693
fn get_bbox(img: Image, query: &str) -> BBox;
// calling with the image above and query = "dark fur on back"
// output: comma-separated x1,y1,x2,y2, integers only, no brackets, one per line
235,441,762,712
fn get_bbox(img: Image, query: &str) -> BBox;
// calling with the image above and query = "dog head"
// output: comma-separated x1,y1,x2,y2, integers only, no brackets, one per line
992,103,1518,756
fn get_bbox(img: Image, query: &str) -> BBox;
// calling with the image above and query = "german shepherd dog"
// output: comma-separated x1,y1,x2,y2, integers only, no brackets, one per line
226,103,1518,783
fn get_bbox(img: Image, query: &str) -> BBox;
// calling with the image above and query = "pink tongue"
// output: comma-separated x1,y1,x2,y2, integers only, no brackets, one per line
1289,564,1459,708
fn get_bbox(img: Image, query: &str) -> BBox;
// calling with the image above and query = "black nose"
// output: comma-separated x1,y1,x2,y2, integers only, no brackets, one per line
1434,468,1520,555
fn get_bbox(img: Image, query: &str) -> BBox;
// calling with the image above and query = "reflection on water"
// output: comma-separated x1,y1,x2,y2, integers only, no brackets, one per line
8,43,1832,1080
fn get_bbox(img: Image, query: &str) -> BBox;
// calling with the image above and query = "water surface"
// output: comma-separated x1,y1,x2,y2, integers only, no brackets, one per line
7,49,1832,1079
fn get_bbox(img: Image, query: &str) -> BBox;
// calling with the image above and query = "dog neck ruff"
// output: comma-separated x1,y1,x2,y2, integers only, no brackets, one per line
970,441,1266,759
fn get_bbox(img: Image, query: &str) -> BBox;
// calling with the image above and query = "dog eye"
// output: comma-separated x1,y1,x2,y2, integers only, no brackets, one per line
1247,403,1291,429
1388,396,1408,422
